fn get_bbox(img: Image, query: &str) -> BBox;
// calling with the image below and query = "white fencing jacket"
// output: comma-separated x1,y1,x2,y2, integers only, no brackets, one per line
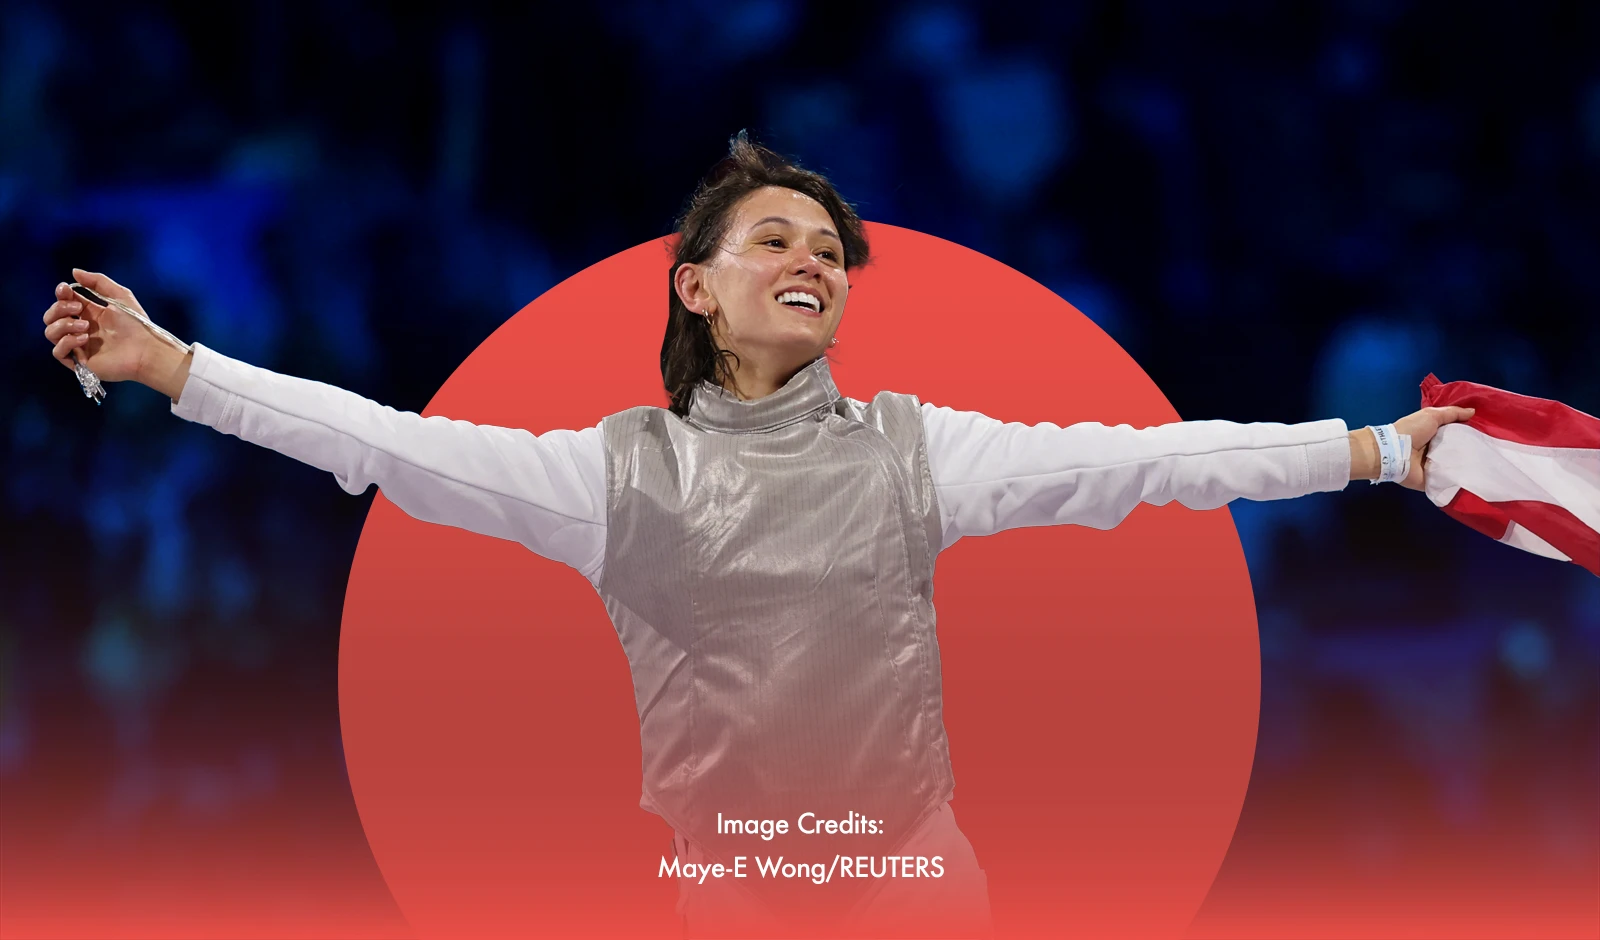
171,342,1350,916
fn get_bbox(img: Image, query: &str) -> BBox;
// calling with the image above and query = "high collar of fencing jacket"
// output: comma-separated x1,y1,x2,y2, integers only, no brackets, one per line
686,355,841,433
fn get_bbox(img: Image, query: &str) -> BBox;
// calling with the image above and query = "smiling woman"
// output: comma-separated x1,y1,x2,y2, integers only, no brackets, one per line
38,131,1474,939
660,131,869,413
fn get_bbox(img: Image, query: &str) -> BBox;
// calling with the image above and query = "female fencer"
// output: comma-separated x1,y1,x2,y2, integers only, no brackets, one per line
39,133,1473,939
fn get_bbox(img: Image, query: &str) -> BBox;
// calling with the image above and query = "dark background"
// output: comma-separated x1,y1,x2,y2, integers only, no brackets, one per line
2,0,1596,934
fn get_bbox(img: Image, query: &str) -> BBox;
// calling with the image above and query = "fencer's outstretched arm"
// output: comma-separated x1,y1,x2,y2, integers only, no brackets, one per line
41,272,608,582
921,402,1473,551
170,343,608,580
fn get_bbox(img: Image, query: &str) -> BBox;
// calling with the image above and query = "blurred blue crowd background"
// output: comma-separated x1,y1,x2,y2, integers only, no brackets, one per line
2,0,1596,908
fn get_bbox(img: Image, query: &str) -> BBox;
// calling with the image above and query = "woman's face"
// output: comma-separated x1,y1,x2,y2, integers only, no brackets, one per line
678,186,850,373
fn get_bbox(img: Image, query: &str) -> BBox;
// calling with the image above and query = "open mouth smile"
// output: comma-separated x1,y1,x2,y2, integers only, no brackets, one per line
776,290,824,316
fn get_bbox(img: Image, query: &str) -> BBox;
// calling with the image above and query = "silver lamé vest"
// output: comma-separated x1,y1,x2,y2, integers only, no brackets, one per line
597,356,954,913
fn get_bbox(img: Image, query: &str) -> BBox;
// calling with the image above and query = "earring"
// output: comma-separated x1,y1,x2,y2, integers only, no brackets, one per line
829,337,838,347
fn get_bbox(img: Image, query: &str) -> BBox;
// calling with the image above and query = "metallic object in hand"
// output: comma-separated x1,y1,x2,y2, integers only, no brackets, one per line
74,360,106,404
67,282,192,406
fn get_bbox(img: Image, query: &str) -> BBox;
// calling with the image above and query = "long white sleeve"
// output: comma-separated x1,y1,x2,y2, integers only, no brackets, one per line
171,343,609,582
921,402,1351,550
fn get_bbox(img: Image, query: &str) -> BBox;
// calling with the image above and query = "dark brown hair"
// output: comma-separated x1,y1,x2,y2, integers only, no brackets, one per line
660,130,871,416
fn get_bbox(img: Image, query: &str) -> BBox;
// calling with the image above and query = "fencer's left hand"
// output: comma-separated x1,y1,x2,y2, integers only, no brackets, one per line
1392,405,1476,490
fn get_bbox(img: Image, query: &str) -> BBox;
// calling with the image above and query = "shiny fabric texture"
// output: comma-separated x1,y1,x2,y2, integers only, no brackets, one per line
598,355,951,921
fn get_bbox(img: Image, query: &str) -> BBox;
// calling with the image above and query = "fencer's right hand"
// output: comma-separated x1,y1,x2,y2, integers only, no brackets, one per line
42,270,158,386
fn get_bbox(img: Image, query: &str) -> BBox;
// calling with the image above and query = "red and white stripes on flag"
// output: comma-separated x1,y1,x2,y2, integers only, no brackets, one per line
1420,374,1599,576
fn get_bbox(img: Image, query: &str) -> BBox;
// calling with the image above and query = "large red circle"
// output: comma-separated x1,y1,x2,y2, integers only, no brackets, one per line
338,224,1261,939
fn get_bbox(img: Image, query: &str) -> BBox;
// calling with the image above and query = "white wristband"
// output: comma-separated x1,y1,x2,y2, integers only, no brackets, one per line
1367,424,1412,485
